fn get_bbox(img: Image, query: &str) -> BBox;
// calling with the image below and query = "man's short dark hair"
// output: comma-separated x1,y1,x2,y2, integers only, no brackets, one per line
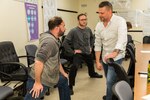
99,1,113,11
126,22,132,29
77,13,87,20
48,16,63,30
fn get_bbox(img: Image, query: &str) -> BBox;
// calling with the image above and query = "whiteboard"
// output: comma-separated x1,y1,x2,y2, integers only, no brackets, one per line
43,0,57,32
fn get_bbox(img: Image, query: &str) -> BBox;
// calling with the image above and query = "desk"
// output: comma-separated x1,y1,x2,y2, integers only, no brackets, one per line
134,44,150,100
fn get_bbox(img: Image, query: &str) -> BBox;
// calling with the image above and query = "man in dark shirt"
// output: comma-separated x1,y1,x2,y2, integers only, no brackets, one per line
62,13,103,95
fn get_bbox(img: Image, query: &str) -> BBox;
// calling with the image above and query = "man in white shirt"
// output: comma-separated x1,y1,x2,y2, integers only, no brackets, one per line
94,1,127,100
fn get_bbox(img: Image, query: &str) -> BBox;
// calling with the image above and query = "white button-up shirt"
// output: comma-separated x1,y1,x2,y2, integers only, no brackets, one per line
94,14,127,62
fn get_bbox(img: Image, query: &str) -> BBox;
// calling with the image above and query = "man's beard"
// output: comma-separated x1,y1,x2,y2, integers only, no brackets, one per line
59,31,64,36
79,23,87,27
58,28,65,36
100,17,105,22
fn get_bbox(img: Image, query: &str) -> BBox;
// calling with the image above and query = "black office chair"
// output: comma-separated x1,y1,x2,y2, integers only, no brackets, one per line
143,36,150,44
107,58,130,85
60,35,73,72
25,44,37,67
0,71,13,100
112,80,133,100
126,43,136,88
0,86,13,100
106,58,132,100
125,38,134,60
0,41,28,96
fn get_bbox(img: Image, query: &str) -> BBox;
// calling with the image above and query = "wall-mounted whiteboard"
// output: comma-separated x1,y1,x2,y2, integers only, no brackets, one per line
43,0,57,32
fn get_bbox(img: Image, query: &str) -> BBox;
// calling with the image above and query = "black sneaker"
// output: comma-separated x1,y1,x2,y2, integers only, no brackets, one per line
103,95,118,100
90,72,103,78
103,95,106,100
40,96,44,99
70,88,74,95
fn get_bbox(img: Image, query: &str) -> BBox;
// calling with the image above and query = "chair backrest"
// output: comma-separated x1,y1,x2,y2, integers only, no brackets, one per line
0,41,20,74
127,34,134,45
126,43,136,74
126,43,136,87
107,58,130,85
112,80,133,100
143,36,150,44
25,44,37,67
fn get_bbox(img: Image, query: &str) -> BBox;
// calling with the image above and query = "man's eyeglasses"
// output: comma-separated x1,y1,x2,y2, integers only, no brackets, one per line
79,19,87,21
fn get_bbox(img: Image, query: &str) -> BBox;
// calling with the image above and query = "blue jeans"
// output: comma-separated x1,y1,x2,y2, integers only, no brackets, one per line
57,74,71,100
24,74,71,100
102,59,123,100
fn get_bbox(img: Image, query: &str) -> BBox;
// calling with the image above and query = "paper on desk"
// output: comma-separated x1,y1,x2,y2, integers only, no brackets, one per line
140,74,147,78
141,50,150,53
142,94,150,100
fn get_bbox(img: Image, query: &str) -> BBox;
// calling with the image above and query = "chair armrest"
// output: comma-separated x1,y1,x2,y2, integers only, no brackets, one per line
18,55,35,61
18,55,34,59
0,62,28,77
18,55,35,67
106,58,114,65
0,71,12,78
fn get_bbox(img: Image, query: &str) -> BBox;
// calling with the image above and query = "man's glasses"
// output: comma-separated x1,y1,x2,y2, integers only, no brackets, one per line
79,19,87,21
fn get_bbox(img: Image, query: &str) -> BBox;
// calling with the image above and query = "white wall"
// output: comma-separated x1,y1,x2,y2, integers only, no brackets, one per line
0,0,78,56
131,0,150,10
57,0,78,11
57,0,78,34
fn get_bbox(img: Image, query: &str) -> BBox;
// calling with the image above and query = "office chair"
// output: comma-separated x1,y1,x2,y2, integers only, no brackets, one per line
126,43,136,88
107,58,130,85
60,35,73,72
126,43,135,54
127,34,134,44
0,71,13,100
143,36,150,44
0,41,28,96
25,44,37,67
125,38,134,60
112,80,133,100
0,86,13,100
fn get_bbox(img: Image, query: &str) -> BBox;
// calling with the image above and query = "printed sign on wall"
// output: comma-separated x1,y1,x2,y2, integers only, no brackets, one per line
25,2,39,40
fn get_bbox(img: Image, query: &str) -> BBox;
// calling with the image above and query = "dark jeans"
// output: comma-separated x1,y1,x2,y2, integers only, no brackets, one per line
69,53,96,86
57,74,71,100
24,74,71,100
